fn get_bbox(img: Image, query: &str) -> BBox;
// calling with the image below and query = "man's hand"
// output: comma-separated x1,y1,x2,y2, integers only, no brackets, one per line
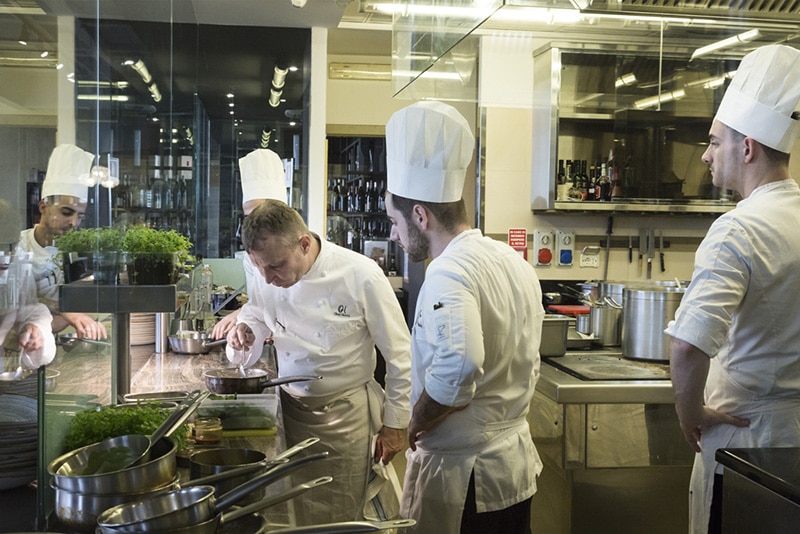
670,337,750,453
678,406,750,453
226,322,255,352
374,426,405,463
212,309,240,339
18,324,44,353
61,312,108,340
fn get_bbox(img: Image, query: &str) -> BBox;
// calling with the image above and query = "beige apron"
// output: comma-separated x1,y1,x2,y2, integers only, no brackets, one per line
281,379,399,526
400,416,530,534
690,365,800,534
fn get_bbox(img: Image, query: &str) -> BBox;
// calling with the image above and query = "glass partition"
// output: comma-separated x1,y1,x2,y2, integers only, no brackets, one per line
0,4,311,528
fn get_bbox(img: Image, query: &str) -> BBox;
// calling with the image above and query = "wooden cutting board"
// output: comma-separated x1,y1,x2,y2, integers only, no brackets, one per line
547,304,591,316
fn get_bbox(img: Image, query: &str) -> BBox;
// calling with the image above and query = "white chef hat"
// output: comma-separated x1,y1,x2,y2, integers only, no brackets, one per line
41,144,93,202
239,149,286,203
715,44,800,153
386,101,474,203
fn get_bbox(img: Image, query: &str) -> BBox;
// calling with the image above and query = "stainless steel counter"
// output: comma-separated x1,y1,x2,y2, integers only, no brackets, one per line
538,349,675,404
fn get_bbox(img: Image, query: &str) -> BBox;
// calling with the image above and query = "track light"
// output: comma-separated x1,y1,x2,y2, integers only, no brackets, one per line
690,29,760,61
269,88,282,108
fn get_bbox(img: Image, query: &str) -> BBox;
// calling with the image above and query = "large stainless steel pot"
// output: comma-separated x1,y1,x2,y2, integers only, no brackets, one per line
97,452,329,532
203,368,321,394
621,287,685,361
589,297,622,347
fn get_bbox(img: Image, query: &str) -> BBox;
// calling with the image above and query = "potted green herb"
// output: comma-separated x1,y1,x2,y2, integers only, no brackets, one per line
56,227,125,284
123,226,193,285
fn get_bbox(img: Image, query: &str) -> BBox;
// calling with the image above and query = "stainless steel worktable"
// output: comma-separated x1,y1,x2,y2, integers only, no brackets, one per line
529,349,692,534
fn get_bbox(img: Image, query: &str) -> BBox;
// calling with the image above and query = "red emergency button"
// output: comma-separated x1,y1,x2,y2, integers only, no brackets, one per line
538,248,553,265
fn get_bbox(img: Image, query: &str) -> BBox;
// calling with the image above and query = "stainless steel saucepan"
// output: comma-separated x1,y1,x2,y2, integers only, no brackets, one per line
54,390,208,477
97,451,329,532
270,519,417,533
95,476,333,534
203,368,321,394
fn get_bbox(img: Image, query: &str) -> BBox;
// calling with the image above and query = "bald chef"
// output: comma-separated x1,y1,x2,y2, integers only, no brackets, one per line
668,44,800,534
16,144,108,340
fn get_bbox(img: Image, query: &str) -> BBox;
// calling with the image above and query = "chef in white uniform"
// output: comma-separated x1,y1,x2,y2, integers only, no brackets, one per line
15,144,107,340
384,101,544,533
1,198,56,369
226,199,411,526
212,148,287,340
667,44,800,534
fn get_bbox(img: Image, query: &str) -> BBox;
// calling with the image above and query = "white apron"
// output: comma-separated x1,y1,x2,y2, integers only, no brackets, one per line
400,416,534,534
690,364,800,534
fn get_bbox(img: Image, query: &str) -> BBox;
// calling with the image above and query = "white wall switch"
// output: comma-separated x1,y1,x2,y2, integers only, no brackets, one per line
533,229,554,266
556,229,575,266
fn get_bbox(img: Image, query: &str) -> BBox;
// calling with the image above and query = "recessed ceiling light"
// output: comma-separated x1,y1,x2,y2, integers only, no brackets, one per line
226,93,234,98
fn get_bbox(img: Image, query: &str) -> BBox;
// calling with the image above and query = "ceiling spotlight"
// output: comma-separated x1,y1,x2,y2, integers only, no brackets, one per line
690,29,760,61
291,0,307,7
273,65,289,89
18,23,32,46
226,93,234,99
269,88,282,107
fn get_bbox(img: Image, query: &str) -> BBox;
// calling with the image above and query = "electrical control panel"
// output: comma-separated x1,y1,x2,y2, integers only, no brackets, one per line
533,229,554,266
556,229,575,266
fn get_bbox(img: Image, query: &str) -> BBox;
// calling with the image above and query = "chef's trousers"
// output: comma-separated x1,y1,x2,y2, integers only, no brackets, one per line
460,470,532,534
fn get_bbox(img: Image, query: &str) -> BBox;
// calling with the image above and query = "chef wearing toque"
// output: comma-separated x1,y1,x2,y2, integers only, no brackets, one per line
226,186,412,523
212,148,287,340
16,144,108,340
667,44,800,534
384,101,544,533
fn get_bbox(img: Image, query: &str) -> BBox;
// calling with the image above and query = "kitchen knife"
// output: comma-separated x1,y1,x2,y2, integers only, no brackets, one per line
638,228,645,276
628,235,633,264
659,229,665,272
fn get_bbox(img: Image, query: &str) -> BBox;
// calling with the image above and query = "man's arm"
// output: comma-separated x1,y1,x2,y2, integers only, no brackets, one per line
407,389,466,451
670,337,749,453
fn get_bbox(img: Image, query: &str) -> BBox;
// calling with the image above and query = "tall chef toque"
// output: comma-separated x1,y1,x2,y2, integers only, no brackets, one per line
239,149,287,203
41,144,93,202
386,101,475,203
715,44,800,154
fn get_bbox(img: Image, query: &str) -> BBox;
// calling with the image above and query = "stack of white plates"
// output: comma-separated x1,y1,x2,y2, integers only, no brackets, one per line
130,313,156,345
0,394,38,490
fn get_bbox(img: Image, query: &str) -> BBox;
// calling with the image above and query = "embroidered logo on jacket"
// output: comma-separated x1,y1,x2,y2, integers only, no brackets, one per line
335,304,350,317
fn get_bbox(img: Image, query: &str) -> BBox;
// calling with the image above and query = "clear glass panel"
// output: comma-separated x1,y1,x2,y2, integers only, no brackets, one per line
391,0,501,97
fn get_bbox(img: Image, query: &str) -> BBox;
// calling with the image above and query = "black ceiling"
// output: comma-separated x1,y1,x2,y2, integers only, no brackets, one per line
74,18,309,157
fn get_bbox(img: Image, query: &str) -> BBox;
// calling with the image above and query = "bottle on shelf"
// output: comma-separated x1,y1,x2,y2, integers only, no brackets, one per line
150,170,165,210
163,171,176,210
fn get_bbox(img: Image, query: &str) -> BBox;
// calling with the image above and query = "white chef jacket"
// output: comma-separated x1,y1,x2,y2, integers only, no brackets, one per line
1,257,56,368
16,228,62,311
666,179,800,534
229,236,412,429
400,229,544,533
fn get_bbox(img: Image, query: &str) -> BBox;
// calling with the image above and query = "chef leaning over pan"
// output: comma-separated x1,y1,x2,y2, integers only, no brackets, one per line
384,101,544,534
225,195,412,523
666,44,800,534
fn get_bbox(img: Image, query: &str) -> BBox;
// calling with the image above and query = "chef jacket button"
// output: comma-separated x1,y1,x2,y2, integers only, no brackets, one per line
317,299,324,306
315,332,321,337
304,385,311,392
280,296,287,302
